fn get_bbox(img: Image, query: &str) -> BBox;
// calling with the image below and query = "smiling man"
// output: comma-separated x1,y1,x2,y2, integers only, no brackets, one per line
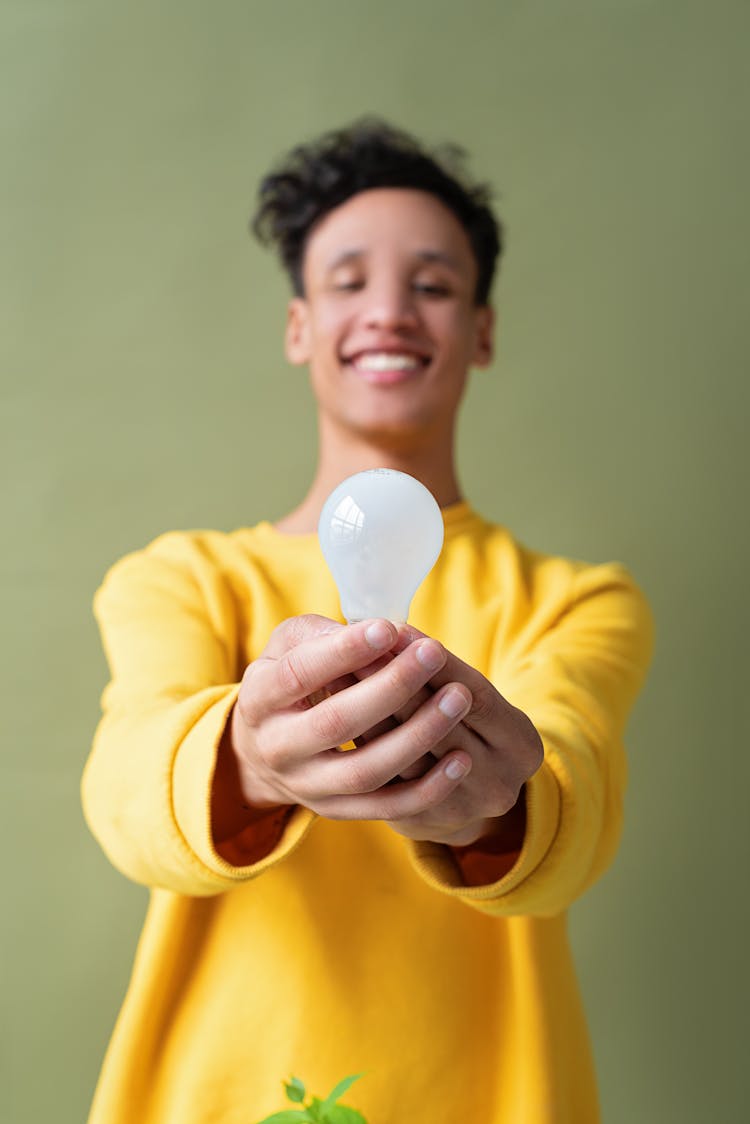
282,186,491,483
83,121,653,1123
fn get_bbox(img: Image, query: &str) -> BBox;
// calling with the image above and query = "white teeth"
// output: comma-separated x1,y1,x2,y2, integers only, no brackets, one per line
353,352,422,371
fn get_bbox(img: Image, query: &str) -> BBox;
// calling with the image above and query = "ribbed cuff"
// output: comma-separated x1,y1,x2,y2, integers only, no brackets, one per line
406,762,561,910
172,686,316,885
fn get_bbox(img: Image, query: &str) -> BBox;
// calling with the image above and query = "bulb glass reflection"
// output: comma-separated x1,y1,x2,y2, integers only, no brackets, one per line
318,469,444,623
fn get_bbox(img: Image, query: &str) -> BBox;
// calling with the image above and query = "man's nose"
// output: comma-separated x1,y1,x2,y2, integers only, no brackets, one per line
363,282,418,330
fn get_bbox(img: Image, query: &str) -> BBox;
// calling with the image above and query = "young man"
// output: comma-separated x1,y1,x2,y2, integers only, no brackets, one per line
83,121,653,1123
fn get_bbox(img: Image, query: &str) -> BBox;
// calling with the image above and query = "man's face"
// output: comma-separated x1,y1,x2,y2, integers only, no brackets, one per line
285,188,494,447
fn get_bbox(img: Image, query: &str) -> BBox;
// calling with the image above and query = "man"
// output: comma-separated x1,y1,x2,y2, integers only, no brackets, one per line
83,120,653,1122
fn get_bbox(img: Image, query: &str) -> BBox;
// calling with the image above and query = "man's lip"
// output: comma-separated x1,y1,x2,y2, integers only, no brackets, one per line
350,365,423,386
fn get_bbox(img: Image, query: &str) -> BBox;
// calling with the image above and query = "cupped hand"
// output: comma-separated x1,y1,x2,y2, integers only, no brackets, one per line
229,614,479,822
347,625,545,847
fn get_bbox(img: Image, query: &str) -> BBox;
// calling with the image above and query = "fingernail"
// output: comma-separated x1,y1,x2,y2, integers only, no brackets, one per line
416,640,444,672
365,620,393,649
438,687,470,719
445,757,470,781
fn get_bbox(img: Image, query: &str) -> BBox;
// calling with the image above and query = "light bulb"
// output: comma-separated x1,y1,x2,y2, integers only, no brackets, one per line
318,469,444,623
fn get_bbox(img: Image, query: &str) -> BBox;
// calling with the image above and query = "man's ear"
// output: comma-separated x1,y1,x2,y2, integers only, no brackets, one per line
284,297,311,365
472,305,495,369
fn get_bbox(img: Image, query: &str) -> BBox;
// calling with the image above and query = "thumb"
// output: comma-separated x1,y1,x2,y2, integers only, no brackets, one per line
261,613,344,659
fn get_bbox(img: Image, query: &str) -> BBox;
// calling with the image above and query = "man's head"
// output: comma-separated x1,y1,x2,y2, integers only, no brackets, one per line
252,119,503,307
251,121,501,451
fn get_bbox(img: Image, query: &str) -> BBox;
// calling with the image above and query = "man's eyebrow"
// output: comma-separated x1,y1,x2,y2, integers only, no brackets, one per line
325,248,462,271
415,249,462,270
326,249,365,271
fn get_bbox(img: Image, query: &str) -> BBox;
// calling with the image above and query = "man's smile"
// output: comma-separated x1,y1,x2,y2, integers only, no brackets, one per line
342,348,432,384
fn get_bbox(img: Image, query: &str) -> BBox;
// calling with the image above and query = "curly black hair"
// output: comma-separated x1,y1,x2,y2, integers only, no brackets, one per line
251,118,503,306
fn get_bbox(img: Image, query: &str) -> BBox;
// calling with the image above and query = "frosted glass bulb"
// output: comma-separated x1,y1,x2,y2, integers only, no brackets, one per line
318,469,444,623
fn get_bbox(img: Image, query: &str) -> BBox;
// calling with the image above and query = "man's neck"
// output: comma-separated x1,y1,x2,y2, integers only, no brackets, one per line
275,423,463,535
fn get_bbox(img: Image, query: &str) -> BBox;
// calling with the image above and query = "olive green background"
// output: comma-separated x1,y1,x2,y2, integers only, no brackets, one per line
2,1,747,1121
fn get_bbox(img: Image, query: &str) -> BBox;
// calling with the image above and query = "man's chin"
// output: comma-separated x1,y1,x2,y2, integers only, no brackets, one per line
340,412,440,451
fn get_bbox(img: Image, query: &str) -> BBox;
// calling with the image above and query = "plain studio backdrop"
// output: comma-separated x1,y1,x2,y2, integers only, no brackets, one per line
2,2,747,1122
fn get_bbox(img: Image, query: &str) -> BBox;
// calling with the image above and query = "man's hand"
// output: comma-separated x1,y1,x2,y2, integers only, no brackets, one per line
217,614,543,860
226,614,479,824
350,625,544,847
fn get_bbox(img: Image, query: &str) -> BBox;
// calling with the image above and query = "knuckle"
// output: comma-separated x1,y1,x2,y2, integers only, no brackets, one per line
382,658,416,700
470,685,497,725
408,716,443,756
335,623,363,658
295,613,337,642
268,616,301,652
496,790,518,817
487,777,518,817
342,758,380,795
278,649,308,696
308,700,349,747
271,616,294,640
270,614,338,658
283,613,327,643
237,665,264,725
382,778,438,822
236,694,255,727
508,710,544,776
256,736,286,772
237,704,263,738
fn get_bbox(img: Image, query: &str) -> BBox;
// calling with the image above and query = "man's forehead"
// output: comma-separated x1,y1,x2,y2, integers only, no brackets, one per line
304,188,475,267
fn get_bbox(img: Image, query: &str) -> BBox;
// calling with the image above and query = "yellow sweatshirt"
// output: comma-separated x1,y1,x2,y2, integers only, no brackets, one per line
82,503,653,1124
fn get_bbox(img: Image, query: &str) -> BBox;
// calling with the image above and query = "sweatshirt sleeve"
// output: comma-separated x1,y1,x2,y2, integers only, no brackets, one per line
81,533,315,896
407,561,654,918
